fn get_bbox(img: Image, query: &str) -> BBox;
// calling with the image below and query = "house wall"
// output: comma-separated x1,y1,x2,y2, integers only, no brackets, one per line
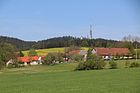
30,61,38,65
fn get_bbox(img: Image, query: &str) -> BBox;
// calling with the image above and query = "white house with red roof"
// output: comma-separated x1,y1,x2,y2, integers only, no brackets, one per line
6,56,44,66
18,56,42,65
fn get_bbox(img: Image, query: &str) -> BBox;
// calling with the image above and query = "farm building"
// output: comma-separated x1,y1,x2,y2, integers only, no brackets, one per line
69,50,87,55
69,50,87,61
69,48,131,60
92,48,130,59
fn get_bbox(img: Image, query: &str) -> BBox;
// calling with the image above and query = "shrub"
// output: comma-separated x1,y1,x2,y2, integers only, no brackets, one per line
44,53,56,65
7,60,21,68
124,61,130,68
84,60,94,70
130,62,140,68
109,61,117,69
7,63,13,68
69,54,83,62
76,62,86,70
0,57,4,70
56,52,64,63
13,61,20,68
76,55,106,70
94,59,106,69
44,52,64,65
76,48,106,71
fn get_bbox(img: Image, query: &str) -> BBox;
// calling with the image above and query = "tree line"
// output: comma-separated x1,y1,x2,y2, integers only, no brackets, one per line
0,35,140,51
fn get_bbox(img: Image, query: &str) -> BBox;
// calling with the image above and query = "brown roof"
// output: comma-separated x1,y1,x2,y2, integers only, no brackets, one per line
69,50,87,55
94,48,130,56
69,50,81,54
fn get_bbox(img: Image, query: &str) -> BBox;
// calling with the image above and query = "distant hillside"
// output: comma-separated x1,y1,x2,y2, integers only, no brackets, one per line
0,36,139,51
0,36,36,50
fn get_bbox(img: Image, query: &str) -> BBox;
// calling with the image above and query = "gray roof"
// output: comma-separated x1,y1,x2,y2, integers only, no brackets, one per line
79,50,87,55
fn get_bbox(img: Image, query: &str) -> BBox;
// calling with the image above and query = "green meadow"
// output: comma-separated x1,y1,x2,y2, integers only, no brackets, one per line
0,60,140,93
2,47,140,93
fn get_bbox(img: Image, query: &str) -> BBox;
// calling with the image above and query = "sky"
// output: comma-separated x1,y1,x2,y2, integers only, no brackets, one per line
0,0,140,41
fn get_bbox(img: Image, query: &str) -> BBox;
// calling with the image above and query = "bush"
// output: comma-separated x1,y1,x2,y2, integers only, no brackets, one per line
84,60,95,70
94,59,106,69
13,61,20,68
130,62,140,68
76,55,106,70
76,48,106,71
44,53,64,65
0,58,4,70
69,54,83,62
109,61,117,69
44,53,56,65
7,60,22,68
7,63,13,68
76,62,86,70
56,52,64,63
124,61,130,68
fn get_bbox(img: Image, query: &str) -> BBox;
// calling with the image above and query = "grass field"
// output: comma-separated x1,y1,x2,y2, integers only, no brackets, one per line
23,48,65,56
0,60,140,93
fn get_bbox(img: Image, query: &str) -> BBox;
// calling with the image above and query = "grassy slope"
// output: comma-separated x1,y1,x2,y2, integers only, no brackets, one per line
23,48,65,56
0,60,140,93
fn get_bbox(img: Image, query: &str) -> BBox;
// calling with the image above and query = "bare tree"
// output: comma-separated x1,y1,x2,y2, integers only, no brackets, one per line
122,35,140,43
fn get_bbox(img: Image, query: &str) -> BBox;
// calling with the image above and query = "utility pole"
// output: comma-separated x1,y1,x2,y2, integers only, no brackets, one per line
136,42,137,61
89,25,94,47
90,25,93,39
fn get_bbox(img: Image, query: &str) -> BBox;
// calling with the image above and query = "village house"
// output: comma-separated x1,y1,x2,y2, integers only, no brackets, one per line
6,56,44,66
69,50,87,61
69,48,131,60
18,56,43,65
92,48,131,60
6,59,15,66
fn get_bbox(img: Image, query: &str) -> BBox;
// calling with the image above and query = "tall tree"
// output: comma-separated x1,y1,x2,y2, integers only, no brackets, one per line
18,51,24,57
86,48,93,61
81,39,88,47
0,43,16,69
28,48,37,56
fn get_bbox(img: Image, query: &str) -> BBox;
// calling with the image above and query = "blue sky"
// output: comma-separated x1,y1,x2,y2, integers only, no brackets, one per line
0,0,140,41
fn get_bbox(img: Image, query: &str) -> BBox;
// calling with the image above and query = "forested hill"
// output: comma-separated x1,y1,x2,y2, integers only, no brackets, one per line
0,36,139,50
0,36,36,50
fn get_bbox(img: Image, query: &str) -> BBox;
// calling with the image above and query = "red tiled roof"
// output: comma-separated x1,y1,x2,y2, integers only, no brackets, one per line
69,50,87,55
31,56,39,60
69,50,81,54
18,56,39,63
95,48,130,56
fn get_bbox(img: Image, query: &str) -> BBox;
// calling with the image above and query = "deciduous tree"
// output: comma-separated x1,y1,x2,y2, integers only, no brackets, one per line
28,48,37,56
